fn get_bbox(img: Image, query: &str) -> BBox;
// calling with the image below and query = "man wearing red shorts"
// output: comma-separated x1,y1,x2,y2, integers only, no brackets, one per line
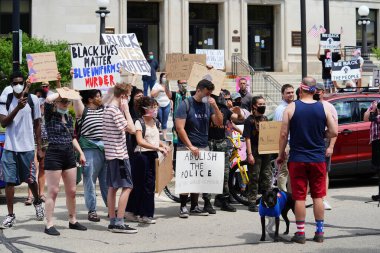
276,77,337,244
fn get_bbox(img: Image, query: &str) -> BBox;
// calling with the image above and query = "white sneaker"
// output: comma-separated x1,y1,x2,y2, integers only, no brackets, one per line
124,212,139,222
139,216,156,224
323,200,332,210
1,214,16,228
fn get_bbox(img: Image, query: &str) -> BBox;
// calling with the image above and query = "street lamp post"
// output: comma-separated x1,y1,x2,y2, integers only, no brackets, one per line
358,5,370,60
96,0,110,45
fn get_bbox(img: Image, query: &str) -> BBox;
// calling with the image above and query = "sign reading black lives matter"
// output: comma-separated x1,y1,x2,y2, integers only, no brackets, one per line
331,60,361,81
71,45,121,90
102,33,151,76
320,34,341,50
175,151,224,194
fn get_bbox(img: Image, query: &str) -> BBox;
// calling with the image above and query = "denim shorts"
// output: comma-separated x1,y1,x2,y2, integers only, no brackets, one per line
106,158,133,189
44,144,76,171
1,150,35,184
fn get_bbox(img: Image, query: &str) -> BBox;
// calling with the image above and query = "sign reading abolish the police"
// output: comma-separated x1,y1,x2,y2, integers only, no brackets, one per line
71,45,121,90
320,34,341,50
331,60,361,81
373,68,380,87
175,151,224,194
102,33,151,76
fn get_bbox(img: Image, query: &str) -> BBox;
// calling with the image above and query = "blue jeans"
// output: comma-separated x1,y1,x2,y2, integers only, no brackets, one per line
143,79,156,96
83,148,108,212
157,103,171,130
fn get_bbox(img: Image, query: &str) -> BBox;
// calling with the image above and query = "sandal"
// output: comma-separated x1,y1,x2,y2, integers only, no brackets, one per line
39,195,46,202
24,197,33,206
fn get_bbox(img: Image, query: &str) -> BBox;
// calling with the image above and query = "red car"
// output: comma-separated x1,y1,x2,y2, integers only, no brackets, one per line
325,91,380,177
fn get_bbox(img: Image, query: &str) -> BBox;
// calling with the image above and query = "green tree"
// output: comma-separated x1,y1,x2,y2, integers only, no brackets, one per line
0,33,72,92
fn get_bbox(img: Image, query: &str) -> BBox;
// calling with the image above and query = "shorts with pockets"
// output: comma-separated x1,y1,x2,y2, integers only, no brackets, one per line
1,150,35,184
106,158,133,189
44,144,76,170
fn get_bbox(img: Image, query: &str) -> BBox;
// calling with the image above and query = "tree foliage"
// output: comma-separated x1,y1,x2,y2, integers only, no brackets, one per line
0,33,72,92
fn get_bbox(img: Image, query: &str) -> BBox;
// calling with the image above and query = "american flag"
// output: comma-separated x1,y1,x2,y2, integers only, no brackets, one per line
308,25,319,37
319,25,327,34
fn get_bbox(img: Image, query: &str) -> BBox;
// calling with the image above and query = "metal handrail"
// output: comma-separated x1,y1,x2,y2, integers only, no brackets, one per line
231,53,255,76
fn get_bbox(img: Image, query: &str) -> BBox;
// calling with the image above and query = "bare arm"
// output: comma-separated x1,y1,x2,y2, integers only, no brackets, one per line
46,93,60,103
278,108,290,158
73,138,86,166
209,98,223,126
124,109,136,135
73,99,85,119
230,107,244,122
165,84,172,99
324,103,338,138
317,45,321,59
56,72,62,88
0,97,27,128
34,118,43,160
151,84,163,98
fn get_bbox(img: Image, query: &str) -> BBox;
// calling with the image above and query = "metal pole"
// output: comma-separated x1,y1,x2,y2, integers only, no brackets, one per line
12,0,20,72
300,0,307,78
100,8,106,45
323,0,330,33
362,22,368,59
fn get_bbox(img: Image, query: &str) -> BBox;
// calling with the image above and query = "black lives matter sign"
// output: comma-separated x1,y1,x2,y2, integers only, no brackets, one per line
331,60,361,81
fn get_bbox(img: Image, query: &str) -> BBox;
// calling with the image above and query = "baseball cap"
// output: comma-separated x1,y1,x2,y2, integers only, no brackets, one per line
231,92,241,101
316,82,325,91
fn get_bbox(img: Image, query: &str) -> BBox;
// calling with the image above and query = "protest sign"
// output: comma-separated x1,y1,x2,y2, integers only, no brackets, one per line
166,53,206,80
102,33,151,76
235,76,251,93
155,148,174,195
373,69,380,88
331,60,361,81
196,49,225,69
175,151,224,194
258,121,282,155
56,87,81,100
187,62,225,95
320,34,341,50
71,44,121,90
26,52,58,83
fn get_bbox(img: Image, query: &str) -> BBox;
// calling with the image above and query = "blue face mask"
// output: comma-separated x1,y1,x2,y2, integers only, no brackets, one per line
56,108,68,115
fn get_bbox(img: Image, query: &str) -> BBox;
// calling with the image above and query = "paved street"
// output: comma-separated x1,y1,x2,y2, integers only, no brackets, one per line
0,179,379,253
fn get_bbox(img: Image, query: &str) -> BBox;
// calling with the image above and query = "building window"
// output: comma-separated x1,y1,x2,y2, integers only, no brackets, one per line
356,9,377,49
0,0,31,36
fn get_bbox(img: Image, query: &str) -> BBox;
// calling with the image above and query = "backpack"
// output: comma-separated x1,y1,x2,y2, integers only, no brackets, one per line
127,117,161,154
74,107,89,140
0,93,35,120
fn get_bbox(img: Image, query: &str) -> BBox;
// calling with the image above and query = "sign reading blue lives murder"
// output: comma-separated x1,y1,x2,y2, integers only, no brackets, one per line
175,151,224,194
320,34,341,50
331,60,361,81
102,33,151,76
71,45,121,90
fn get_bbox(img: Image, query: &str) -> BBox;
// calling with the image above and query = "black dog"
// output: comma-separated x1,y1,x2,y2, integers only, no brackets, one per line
258,188,294,242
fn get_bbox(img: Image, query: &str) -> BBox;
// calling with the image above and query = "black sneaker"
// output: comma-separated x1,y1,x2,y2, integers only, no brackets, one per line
107,224,115,231
179,206,189,218
203,202,216,214
190,206,209,216
372,195,380,201
69,222,87,231
313,233,324,243
111,224,138,234
214,197,222,208
291,233,306,244
248,203,258,212
45,226,60,236
221,201,237,212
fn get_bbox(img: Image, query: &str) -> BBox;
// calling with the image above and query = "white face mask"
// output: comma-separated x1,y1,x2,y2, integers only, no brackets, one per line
202,96,209,103
13,84,24,94
161,78,167,84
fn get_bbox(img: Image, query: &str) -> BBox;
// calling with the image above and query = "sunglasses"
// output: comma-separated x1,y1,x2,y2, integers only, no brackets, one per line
13,81,24,85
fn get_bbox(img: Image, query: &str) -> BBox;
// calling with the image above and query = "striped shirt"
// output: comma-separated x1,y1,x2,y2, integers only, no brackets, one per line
103,105,129,160
76,107,104,140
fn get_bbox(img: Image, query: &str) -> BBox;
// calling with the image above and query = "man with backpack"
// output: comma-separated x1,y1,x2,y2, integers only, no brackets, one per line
0,71,44,228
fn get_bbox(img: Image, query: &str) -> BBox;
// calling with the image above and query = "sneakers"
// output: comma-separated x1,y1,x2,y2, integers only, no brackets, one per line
1,214,16,229
291,233,306,244
179,206,189,218
323,200,332,210
372,195,380,201
124,212,140,222
139,216,156,224
190,206,209,216
34,202,45,221
109,224,138,234
88,211,100,222
214,197,222,208
248,203,259,212
69,222,87,231
45,226,60,236
313,233,324,243
203,201,216,214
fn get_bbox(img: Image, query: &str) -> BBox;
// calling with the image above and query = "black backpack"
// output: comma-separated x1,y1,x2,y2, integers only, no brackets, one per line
0,93,35,120
126,117,161,154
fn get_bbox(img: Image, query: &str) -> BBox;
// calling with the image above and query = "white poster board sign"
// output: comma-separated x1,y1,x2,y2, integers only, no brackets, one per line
331,60,361,81
373,68,380,87
102,33,151,76
320,34,341,50
175,151,224,194
71,45,121,90
196,49,225,69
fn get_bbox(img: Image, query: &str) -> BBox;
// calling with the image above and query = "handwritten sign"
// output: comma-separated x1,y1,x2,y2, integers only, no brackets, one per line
71,45,121,90
320,33,341,50
155,148,174,195
26,52,58,83
175,151,224,194
331,60,361,81
187,62,225,95
56,88,81,100
258,121,282,154
166,53,206,80
196,49,225,69
102,33,151,76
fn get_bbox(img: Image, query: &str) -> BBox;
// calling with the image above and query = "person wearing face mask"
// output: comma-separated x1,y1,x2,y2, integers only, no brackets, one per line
43,89,87,236
142,51,159,96
0,71,45,229
125,97,170,224
242,96,273,212
151,73,171,141
317,45,342,93
72,89,108,222
237,78,253,112
175,79,223,217
351,49,364,89
230,92,250,122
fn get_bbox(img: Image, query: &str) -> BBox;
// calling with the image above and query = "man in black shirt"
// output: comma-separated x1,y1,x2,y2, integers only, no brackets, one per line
317,46,342,93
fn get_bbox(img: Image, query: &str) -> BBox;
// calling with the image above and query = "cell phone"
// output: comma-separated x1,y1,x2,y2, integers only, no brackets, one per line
23,92,29,98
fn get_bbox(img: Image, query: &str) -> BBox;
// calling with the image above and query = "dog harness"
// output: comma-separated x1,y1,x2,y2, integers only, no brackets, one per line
259,191,288,218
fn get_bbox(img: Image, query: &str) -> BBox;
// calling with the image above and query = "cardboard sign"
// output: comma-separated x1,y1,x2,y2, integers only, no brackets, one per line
196,49,225,70
258,121,282,155
56,87,81,100
236,76,251,93
187,62,225,95
373,69,380,88
331,60,361,81
166,53,206,80
71,45,121,90
320,34,341,50
102,33,151,76
26,52,58,83
175,151,224,194
155,148,174,195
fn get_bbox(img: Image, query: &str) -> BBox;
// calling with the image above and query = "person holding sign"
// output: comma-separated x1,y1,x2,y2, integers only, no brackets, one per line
317,45,342,93
243,96,272,212
276,77,337,244
175,79,223,218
